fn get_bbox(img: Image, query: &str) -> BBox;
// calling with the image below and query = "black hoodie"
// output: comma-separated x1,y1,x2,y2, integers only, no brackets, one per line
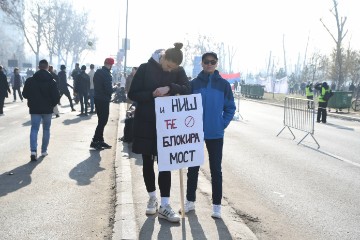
22,69,60,114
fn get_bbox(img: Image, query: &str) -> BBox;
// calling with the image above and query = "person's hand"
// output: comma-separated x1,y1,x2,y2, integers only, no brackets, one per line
152,86,170,97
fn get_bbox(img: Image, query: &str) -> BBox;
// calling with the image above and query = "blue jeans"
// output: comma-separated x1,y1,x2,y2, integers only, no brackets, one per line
89,89,94,112
30,114,52,153
186,138,223,205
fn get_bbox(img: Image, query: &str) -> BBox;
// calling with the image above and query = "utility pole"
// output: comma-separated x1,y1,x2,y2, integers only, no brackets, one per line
123,0,129,75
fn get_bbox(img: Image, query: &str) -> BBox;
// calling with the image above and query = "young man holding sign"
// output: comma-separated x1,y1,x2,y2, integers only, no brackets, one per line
128,43,190,223
183,52,236,218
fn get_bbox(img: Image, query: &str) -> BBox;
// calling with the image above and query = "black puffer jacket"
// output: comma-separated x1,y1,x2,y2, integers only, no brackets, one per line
22,69,60,114
93,66,113,102
75,71,90,94
127,58,190,155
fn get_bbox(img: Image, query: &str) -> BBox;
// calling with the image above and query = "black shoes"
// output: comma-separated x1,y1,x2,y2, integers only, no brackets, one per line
90,141,103,150
99,141,112,149
71,108,76,112
55,114,60,118
90,141,112,150
30,154,37,162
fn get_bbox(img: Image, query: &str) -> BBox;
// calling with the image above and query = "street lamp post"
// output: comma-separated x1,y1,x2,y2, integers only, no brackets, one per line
123,0,129,75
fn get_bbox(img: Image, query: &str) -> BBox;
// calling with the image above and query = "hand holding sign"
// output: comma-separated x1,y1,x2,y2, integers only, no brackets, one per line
153,86,170,97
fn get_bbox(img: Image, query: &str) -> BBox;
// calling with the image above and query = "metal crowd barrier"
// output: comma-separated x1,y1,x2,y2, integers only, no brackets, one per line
276,97,320,148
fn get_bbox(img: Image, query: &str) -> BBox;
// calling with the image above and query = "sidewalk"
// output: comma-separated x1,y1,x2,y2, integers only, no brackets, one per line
112,103,258,239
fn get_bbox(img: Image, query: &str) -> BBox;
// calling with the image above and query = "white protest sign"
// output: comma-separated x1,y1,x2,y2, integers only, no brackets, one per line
155,94,204,172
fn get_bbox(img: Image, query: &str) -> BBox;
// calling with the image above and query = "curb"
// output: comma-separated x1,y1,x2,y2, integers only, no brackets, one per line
112,103,137,239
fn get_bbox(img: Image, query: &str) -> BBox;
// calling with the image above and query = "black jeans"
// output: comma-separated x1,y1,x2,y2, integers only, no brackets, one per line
78,92,88,114
13,87,23,101
60,90,74,109
317,101,328,123
142,154,171,197
93,98,109,142
186,138,224,205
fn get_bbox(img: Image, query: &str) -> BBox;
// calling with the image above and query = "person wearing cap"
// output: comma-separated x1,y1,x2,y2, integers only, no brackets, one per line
90,57,115,150
74,65,90,116
127,43,190,223
315,81,333,123
183,51,236,219
22,59,60,161
58,65,76,112
88,64,96,114
0,65,11,115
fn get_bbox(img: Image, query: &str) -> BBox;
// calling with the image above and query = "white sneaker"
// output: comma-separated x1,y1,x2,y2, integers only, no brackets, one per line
41,152,48,157
146,196,158,215
158,204,180,223
179,200,195,214
211,204,222,219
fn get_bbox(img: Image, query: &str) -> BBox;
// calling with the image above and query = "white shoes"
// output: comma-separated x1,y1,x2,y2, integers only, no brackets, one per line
211,204,222,219
179,200,195,214
158,204,180,223
146,196,158,215
41,152,48,157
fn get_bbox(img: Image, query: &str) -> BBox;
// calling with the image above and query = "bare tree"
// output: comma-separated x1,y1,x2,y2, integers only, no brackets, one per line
320,0,348,89
4,0,48,67
227,45,237,73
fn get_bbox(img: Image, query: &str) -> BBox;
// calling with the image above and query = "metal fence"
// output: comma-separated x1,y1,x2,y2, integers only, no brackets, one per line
277,97,320,148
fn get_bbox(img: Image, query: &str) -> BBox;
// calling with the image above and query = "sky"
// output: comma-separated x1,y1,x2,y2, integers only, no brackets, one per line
74,0,359,75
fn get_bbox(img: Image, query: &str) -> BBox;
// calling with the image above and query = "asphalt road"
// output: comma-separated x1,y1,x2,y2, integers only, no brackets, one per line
218,98,360,240
0,98,118,240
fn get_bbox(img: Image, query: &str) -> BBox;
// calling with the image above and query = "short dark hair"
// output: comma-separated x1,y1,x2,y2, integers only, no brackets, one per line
39,59,49,69
90,64,95,69
164,42,183,65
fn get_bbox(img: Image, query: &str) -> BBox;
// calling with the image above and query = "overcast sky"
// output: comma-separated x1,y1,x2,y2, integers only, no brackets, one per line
75,0,359,74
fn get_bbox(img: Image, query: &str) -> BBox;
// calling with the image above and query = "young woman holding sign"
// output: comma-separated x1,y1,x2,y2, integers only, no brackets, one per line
127,42,190,223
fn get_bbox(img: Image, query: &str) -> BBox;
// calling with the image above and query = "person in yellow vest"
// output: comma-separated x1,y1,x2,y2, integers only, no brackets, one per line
305,82,314,108
314,82,333,123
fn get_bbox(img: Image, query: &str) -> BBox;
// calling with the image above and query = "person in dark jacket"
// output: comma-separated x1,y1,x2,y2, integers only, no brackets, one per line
90,58,115,150
49,65,60,118
315,81,332,123
75,65,90,116
22,59,60,161
0,65,11,115
58,65,76,112
10,67,23,102
183,52,236,219
128,43,190,223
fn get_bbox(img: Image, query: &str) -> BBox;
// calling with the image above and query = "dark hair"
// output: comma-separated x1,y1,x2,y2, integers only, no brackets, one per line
49,65,54,71
90,64,95,69
164,42,183,65
39,59,49,69
14,67,19,72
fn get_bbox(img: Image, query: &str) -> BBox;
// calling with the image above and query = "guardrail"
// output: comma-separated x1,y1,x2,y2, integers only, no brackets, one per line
277,97,320,148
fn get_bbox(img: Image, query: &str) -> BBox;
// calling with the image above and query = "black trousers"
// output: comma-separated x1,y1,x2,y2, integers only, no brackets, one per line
93,98,109,142
60,90,74,109
78,92,88,114
317,101,328,123
142,154,171,197
0,96,5,114
13,87,23,101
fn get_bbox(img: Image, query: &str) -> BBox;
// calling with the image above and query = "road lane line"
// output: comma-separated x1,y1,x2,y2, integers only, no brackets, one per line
319,149,360,168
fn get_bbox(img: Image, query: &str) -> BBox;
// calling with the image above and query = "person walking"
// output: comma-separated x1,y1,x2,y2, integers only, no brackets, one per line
49,65,60,118
305,82,314,109
88,64,96,114
90,58,115,150
0,65,11,115
74,65,90,116
315,81,333,123
71,63,81,104
127,43,190,223
10,67,23,102
58,65,76,112
183,52,236,219
22,59,60,161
